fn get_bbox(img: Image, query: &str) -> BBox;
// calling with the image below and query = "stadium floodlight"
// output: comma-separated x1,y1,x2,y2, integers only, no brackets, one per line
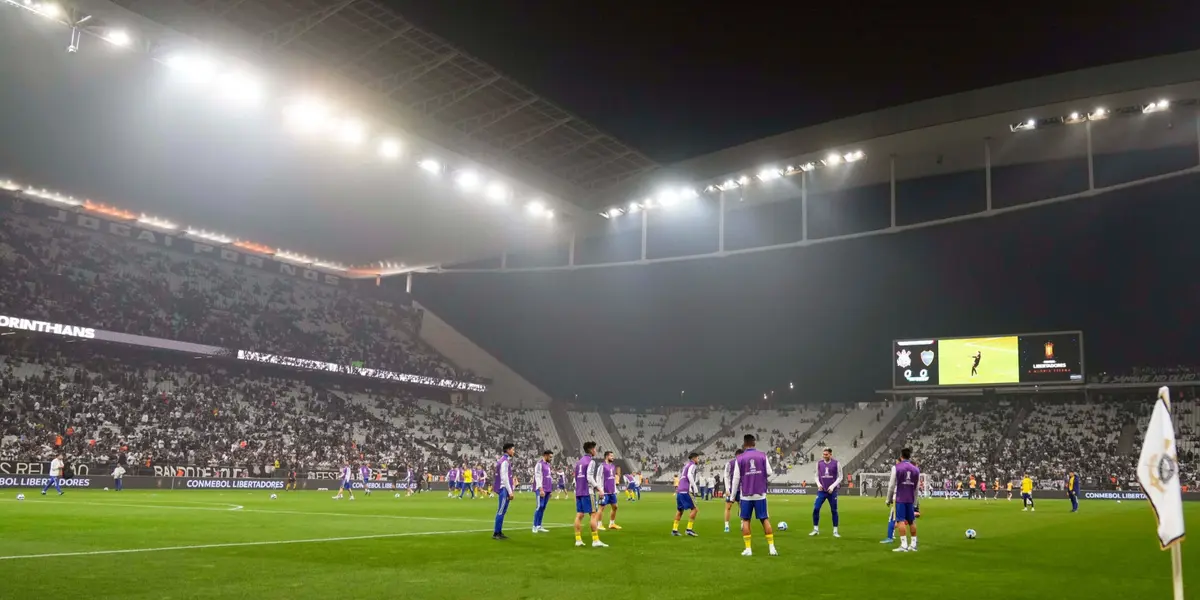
1066,111,1085,124
0,179,19,191
599,207,624,219
34,2,60,18
704,184,717,192
454,170,481,191
215,71,263,107
275,250,312,264
184,229,232,244
105,30,131,47
1143,99,1170,114
418,158,442,175
137,215,176,230
525,200,547,216
823,153,842,166
484,182,510,203
800,162,816,172
1088,107,1108,120
657,188,680,207
378,138,401,160
627,201,641,214
757,167,782,181
312,261,345,271
718,179,738,191
334,118,366,145
544,209,554,220
843,150,865,163
680,187,698,200
165,55,219,84
736,175,750,185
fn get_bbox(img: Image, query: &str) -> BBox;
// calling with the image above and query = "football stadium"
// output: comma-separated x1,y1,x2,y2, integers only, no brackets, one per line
0,1,1197,598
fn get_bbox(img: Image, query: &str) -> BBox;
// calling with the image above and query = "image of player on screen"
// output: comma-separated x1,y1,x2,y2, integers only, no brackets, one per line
938,336,1018,385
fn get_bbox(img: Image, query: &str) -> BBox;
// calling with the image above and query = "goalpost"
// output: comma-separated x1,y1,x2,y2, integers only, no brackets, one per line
858,472,932,497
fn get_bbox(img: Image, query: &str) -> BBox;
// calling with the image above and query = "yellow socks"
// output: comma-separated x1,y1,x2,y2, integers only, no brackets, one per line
743,535,752,549
672,520,680,532
591,532,599,542
575,533,582,543
766,533,775,545
686,521,694,531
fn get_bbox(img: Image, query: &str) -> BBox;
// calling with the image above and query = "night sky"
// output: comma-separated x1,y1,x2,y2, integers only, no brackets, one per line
385,1,1200,162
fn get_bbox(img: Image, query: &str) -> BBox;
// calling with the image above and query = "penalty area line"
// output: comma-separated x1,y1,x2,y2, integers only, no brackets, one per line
0,528,494,561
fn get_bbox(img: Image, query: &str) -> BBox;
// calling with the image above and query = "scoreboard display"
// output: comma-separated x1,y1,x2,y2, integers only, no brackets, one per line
893,332,1083,388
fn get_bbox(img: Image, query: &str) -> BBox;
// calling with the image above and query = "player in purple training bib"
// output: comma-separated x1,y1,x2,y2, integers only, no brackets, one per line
672,452,701,537
597,451,623,531
886,447,921,552
723,448,744,533
810,447,841,537
728,434,778,556
573,442,607,548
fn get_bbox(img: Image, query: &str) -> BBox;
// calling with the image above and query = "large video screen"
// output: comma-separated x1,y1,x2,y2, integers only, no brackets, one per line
893,332,1083,387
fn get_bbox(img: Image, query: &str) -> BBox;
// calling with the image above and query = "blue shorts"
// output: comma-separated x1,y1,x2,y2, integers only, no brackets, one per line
726,491,741,503
895,502,916,524
740,498,768,521
342,481,352,490
575,495,594,515
676,492,696,512
1022,492,1032,500
557,482,566,490
600,493,618,506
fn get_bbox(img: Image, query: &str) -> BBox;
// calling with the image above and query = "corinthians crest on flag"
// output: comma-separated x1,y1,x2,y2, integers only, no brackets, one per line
1137,387,1185,549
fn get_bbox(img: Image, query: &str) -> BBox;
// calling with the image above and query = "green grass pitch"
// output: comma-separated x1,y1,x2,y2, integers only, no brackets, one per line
0,490,1193,598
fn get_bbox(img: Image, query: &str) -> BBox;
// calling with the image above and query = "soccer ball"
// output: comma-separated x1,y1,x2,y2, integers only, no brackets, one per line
269,493,278,500
777,521,788,531
16,493,25,501
394,493,400,498
965,529,977,539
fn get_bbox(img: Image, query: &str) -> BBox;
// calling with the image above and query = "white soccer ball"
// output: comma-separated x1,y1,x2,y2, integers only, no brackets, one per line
965,529,977,539
103,487,109,491
270,493,278,500
394,493,400,498
777,521,788,531
16,493,25,501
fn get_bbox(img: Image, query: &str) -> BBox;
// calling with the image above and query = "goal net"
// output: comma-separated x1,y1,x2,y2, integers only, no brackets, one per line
857,472,932,498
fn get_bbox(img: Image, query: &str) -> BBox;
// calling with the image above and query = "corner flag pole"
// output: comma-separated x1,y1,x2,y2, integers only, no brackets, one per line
1137,386,1186,600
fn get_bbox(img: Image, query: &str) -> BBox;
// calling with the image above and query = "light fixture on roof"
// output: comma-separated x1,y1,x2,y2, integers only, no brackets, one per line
1088,107,1108,120
137,215,177,230
216,71,263,107
627,201,641,214
35,2,61,18
680,187,698,200
165,55,219,84
718,179,738,191
799,162,816,172
737,175,751,185
843,150,865,163
418,158,442,174
1143,99,1170,114
378,138,401,160
485,182,510,203
105,30,131,47
757,167,781,181
823,153,842,166
455,170,481,191
1010,118,1037,132
526,200,547,216
1065,111,1085,124
185,229,232,244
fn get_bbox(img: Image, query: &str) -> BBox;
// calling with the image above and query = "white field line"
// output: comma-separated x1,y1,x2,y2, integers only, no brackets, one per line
11,498,573,526
0,528,494,561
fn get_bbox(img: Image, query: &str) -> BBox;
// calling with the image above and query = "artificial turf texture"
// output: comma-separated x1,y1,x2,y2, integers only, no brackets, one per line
0,489,1192,599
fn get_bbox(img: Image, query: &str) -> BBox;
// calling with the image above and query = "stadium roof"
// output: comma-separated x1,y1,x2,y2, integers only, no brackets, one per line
102,0,661,205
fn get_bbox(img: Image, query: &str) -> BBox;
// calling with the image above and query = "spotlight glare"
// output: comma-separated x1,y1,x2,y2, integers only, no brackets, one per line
737,175,750,185
418,159,442,174
106,30,131,47
216,71,263,107
378,139,401,160
1069,112,1080,120
757,168,781,181
485,182,510,202
335,118,366,145
166,55,218,83
680,187,698,199
283,98,331,134
37,2,60,18
525,200,546,216
455,170,481,190
824,153,842,166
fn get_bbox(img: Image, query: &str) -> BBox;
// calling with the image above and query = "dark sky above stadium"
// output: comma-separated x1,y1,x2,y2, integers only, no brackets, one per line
386,1,1200,162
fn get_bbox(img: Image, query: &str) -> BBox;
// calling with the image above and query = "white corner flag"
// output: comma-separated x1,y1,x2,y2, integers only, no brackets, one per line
1136,386,1185,599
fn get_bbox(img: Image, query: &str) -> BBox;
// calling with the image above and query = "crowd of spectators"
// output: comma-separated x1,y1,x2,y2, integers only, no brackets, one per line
0,209,475,383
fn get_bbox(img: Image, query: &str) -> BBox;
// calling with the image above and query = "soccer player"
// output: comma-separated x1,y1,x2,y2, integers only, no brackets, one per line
112,464,125,492
493,443,515,540
810,446,841,538
728,434,777,556
1021,473,1035,511
333,462,354,500
41,454,65,496
993,477,1001,500
971,350,981,377
623,473,636,501
724,448,744,532
1006,479,1013,500
632,472,643,501
672,452,700,537
1066,471,1079,512
459,463,475,499
882,494,920,544
555,468,568,500
532,450,553,533
573,442,606,547
597,451,622,531
286,469,297,491
446,467,457,498
406,465,417,497
360,463,373,496
886,447,921,552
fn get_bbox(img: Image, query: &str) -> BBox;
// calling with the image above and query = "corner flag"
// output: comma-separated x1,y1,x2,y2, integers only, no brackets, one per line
1136,386,1185,600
